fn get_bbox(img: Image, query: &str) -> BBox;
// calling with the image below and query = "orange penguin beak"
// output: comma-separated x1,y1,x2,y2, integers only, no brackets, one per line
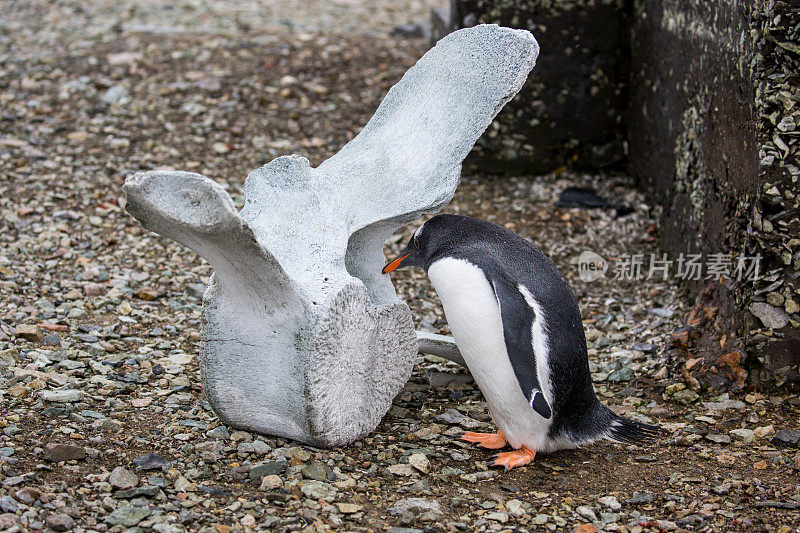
382,253,410,274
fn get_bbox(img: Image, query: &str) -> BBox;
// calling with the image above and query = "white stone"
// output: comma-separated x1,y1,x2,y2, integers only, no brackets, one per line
387,498,442,516
123,25,538,447
598,496,621,510
408,453,430,473
730,428,756,443
101,85,129,105
576,505,597,521
300,481,337,501
39,389,83,403
388,463,416,476
506,499,525,517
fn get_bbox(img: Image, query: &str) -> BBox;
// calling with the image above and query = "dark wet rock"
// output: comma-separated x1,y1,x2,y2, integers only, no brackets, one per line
42,333,61,345
133,452,169,470
633,342,657,353
772,429,800,448
677,514,705,527
116,486,161,499
178,419,207,429
555,187,609,209
427,371,473,388
249,460,288,480
555,187,633,217
198,485,232,497
207,426,230,440
500,483,520,493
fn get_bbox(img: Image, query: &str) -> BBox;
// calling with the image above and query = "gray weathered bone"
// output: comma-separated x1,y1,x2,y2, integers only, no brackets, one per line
123,24,538,447
417,331,466,367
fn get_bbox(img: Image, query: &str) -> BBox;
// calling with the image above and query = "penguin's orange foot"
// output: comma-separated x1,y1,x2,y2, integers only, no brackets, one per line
460,431,508,449
493,446,536,471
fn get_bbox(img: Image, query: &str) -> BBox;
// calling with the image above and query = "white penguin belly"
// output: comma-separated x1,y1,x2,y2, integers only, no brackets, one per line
428,257,553,451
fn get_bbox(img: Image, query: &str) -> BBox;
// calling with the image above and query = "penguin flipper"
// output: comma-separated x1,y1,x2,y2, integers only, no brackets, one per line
490,277,552,419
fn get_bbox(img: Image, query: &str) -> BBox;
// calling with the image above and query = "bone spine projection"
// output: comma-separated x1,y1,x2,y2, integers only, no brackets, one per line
123,25,539,447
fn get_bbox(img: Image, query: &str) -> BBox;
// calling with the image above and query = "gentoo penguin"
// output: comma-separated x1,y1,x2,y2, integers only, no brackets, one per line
383,214,660,470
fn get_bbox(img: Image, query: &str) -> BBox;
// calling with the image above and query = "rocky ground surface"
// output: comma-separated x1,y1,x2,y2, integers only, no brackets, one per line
1,1,800,532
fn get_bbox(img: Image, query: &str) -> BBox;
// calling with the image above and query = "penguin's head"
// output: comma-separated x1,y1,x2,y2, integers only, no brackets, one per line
382,215,457,274
382,223,428,274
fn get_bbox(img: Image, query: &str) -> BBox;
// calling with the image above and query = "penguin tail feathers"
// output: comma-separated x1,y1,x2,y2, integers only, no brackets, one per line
605,409,663,445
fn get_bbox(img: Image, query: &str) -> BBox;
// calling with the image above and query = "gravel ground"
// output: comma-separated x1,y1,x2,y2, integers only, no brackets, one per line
1,2,800,532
